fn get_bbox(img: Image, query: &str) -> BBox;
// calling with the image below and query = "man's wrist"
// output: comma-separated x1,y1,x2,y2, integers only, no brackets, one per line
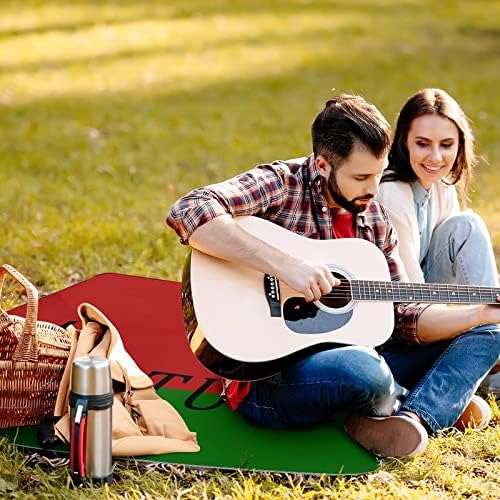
476,305,486,328
266,251,294,281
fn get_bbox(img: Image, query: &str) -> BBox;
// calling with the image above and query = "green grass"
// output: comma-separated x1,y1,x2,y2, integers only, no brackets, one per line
0,0,499,497
0,405,498,499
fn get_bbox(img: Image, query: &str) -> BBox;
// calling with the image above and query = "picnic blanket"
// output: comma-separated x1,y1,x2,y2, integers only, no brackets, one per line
1,273,378,475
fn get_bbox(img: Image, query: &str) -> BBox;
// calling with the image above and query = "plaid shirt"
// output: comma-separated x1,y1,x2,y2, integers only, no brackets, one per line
167,154,428,344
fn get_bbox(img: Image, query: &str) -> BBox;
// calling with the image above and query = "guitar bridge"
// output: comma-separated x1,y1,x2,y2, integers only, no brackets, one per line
264,275,281,317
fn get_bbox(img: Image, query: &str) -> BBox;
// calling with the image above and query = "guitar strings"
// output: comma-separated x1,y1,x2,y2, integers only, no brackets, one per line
320,292,499,301
320,287,500,295
315,282,500,300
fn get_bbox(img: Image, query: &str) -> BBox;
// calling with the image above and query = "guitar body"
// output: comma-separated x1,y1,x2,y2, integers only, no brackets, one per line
182,216,394,381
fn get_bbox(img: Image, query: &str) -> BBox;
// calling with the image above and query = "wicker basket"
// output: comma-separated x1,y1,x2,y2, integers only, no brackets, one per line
0,264,73,427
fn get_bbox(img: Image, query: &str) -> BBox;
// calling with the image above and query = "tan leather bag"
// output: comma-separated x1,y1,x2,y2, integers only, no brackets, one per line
54,303,200,457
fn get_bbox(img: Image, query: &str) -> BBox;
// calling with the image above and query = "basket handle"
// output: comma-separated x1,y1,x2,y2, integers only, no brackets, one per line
0,264,39,362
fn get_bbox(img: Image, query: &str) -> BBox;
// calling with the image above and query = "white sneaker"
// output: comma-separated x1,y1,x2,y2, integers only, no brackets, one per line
344,414,428,458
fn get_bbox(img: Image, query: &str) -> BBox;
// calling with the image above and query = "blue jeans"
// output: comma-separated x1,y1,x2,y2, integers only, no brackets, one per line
379,325,500,432
238,326,500,434
237,346,407,429
422,212,500,369
422,212,499,287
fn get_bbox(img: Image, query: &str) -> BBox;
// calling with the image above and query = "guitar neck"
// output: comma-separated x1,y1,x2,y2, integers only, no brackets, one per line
351,281,500,304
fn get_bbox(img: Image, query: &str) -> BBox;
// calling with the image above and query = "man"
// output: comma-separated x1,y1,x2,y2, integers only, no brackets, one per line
167,94,500,458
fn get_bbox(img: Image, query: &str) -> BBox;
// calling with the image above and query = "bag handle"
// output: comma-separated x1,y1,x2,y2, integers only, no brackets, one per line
0,264,39,362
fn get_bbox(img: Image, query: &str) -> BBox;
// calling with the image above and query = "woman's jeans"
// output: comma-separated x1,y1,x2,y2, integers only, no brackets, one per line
238,326,500,434
379,325,499,432
422,212,499,287
422,211,500,370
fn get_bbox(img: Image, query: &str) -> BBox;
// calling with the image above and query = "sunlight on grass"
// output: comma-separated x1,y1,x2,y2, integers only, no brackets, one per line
1,14,363,68
1,2,499,104
1,12,369,102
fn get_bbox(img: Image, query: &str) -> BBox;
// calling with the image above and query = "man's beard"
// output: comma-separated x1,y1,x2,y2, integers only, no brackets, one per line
327,171,374,214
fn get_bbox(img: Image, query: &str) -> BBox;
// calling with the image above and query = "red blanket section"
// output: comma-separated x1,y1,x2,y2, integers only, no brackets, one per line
9,273,222,395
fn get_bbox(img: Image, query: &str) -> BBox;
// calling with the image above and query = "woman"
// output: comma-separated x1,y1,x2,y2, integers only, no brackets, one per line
376,88,499,415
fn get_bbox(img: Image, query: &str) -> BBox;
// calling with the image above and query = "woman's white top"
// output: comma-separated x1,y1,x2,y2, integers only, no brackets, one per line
376,179,460,283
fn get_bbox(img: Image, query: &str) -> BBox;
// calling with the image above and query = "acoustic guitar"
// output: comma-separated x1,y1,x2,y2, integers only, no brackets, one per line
181,216,500,381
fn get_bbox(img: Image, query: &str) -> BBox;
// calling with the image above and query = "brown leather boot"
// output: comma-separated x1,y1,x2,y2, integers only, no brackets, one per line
454,395,491,431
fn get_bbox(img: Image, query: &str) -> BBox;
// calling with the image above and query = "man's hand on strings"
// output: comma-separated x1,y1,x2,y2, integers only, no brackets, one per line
277,259,340,302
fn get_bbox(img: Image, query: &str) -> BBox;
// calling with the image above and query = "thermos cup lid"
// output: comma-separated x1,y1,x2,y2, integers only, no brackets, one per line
71,355,112,396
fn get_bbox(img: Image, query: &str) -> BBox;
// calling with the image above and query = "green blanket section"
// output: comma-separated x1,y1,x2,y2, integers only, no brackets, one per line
0,389,378,476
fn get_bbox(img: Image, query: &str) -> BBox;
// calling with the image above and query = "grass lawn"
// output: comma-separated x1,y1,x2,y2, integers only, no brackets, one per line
0,0,499,498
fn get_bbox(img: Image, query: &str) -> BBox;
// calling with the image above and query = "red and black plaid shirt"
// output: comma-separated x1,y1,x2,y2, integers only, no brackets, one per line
167,155,428,407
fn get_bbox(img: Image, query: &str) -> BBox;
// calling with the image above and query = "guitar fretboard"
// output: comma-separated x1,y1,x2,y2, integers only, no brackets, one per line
350,281,500,304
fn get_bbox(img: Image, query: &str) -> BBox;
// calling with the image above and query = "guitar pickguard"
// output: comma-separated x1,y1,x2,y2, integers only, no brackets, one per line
283,297,353,334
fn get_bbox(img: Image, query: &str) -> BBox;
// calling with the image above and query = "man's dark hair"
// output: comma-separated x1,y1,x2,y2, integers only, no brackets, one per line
311,94,391,169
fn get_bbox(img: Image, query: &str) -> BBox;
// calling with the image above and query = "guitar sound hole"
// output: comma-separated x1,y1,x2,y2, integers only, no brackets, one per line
319,272,352,309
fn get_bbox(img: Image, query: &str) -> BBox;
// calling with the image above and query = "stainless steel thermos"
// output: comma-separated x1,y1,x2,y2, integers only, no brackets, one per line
69,355,113,484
